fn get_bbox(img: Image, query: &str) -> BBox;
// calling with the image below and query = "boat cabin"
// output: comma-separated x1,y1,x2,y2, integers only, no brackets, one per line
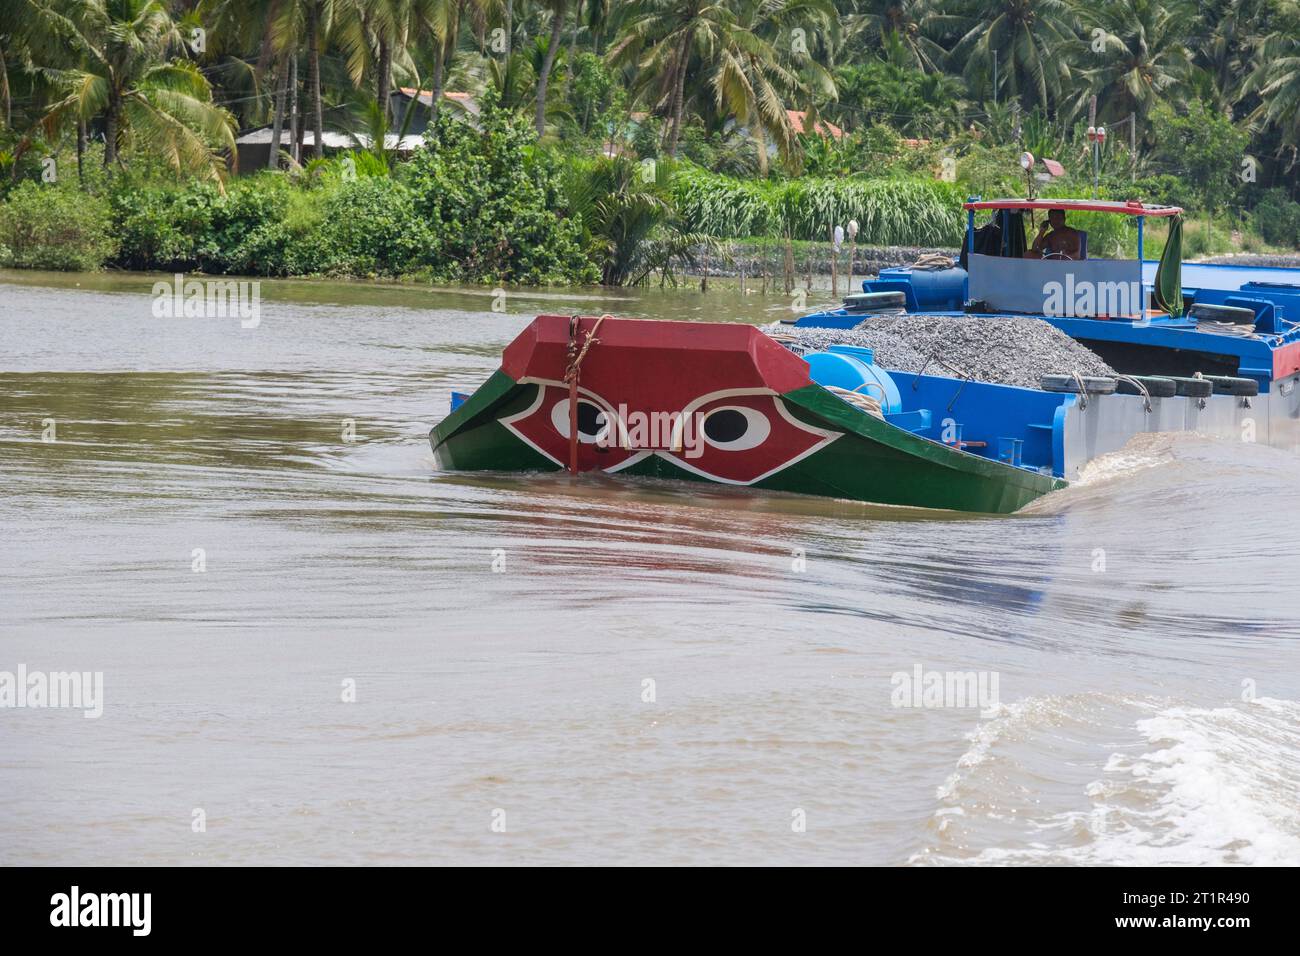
962,198,1183,322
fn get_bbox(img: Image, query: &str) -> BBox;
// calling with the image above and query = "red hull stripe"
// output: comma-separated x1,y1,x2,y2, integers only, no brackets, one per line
1275,341,1300,380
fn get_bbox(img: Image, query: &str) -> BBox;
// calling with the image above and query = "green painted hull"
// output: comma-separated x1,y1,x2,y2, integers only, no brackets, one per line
431,372,1064,514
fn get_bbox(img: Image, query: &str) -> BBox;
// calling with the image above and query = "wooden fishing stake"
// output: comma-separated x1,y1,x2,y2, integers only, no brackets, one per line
829,224,838,298
783,233,795,294
846,219,859,298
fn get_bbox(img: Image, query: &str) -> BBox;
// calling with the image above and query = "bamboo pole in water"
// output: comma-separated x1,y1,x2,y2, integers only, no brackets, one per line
847,237,855,298
784,234,794,295
829,224,838,299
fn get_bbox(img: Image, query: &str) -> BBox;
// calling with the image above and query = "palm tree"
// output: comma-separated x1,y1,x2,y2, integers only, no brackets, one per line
336,0,429,120
265,0,343,160
0,2,33,130
843,0,947,73
1244,1,1300,156
1191,0,1273,110
945,0,1080,113
534,0,568,135
1071,0,1192,128
419,0,496,123
564,154,705,284
607,0,745,157
29,0,235,178
713,0,837,174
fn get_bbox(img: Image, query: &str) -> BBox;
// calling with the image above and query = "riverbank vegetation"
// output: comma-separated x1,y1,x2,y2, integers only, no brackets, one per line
1,0,1298,284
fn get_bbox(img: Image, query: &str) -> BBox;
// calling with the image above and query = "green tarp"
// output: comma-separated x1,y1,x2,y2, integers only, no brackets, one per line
1152,214,1184,317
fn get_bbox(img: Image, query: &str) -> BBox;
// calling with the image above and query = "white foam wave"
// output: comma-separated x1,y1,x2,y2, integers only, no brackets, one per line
916,695,1300,866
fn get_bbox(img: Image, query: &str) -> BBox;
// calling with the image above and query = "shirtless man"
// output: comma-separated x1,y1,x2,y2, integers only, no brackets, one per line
1026,208,1082,259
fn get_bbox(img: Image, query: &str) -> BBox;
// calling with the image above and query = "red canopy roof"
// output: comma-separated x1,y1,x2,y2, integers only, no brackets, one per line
963,198,1183,217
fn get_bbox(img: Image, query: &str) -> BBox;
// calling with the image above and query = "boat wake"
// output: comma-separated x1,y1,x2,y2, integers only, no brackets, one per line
913,694,1300,866
1023,428,1300,519
1069,431,1181,485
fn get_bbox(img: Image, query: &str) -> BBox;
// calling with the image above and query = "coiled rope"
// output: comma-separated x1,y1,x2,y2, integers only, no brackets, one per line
912,253,957,271
826,385,885,418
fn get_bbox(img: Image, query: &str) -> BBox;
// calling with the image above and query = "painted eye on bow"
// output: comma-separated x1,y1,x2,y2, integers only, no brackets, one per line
700,405,771,451
550,397,610,444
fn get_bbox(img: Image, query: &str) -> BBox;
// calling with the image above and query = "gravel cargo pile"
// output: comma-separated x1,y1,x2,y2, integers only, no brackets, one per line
768,314,1117,389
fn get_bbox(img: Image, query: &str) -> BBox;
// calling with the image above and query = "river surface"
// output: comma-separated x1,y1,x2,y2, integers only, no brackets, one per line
2,269,1298,866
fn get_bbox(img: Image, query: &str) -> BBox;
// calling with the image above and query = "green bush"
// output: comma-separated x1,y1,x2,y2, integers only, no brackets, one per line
1251,188,1300,249
1147,102,1249,213
0,182,118,270
313,177,432,276
403,96,597,283
204,175,297,274
108,179,218,271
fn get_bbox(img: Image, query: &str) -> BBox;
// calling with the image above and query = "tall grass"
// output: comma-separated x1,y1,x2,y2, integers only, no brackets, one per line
671,167,966,247
671,167,779,239
779,179,965,245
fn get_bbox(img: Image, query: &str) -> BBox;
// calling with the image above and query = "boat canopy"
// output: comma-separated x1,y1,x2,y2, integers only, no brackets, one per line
963,199,1183,217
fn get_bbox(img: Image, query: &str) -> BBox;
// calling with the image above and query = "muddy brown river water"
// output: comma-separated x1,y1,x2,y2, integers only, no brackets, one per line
2,269,1298,865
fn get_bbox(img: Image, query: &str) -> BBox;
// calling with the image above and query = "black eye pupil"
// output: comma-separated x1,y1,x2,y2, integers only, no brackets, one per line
576,402,604,436
704,409,747,443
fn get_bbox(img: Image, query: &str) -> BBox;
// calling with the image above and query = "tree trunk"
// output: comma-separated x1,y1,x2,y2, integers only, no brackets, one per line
564,0,582,93
254,1,281,80
754,122,768,177
290,54,302,163
505,0,514,58
268,58,288,169
664,40,689,157
0,42,10,130
377,38,392,121
77,119,86,183
535,3,566,136
307,2,324,160
431,41,446,123
104,98,119,166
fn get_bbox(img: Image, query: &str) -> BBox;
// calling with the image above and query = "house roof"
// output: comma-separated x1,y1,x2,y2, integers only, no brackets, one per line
395,88,480,114
787,110,843,140
235,127,423,151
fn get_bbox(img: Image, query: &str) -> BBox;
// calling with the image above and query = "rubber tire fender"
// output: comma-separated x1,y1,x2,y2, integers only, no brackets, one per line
1199,375,1259,397
1115,375,1177,398
1189,302,1257,325
1039,374,1119,395
843,291,907,313
1168,376,1214,398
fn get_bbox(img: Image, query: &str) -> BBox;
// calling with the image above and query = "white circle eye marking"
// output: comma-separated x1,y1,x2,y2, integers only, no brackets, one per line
551,397,610,444
700,405,770,451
